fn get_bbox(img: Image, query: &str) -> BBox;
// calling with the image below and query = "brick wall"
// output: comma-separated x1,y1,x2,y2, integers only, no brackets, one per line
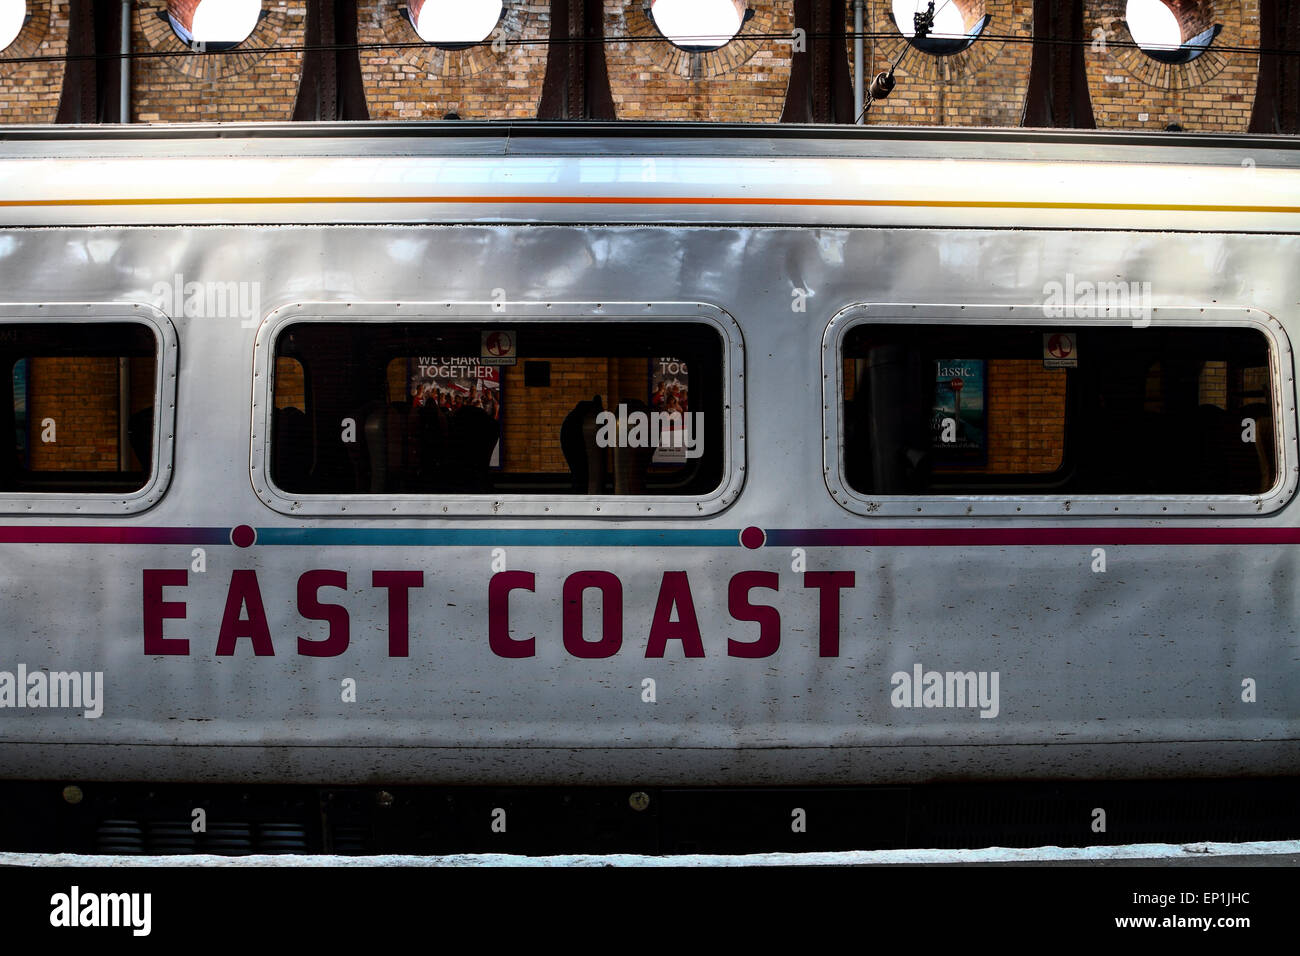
356,0,550,119
132,0,307,122
27,356,155,471
502,356,607,473
979,359,1066,474
276,356,306,409
0,1,67,124
606,0,793,122
855,0,1034,126
0,2,1276,129
1198,360,1228,406
28,357,118,471
1086,0,1260,131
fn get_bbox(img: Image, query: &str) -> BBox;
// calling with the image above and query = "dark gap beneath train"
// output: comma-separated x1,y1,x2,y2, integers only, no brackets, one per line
1,778,1297,856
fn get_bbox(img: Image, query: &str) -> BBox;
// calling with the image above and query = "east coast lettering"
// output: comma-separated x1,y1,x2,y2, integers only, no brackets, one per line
141,568,857,659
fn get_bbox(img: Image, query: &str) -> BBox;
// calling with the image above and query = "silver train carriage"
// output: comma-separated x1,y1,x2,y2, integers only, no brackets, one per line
0,123,1298,854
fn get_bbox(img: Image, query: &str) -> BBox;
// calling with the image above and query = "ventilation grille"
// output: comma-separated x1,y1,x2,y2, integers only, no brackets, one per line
95,819,308,855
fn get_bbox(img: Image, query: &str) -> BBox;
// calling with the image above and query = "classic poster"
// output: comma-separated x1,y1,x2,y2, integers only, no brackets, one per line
931,359,986,464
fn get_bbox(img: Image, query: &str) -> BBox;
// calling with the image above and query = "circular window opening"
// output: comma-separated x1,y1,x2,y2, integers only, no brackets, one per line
406,0,504,49
0,0,25,53
1125,0,1221,64
650,0,750,52
168,0,262,52
890,0,989,56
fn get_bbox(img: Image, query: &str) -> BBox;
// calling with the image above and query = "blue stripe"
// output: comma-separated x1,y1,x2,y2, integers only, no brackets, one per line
254,528,740,547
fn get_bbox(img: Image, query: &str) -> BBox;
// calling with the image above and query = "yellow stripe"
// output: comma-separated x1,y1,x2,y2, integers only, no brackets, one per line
0,195,1297,214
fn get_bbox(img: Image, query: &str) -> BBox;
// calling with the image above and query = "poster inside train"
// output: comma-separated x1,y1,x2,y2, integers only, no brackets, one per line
931,358,986,465
408,356,502,467
651,357,689,465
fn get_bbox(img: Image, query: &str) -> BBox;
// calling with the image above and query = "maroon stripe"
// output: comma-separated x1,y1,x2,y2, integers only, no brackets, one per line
767,528,1300,547
0,527,229,545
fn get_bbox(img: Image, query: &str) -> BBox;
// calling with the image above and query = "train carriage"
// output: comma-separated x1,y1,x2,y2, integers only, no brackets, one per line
0,122,1298,854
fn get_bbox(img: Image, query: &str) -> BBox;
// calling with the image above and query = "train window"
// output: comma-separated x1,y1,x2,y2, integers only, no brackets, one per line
2,323,158,495
833,317,1289,514
261,316,737,514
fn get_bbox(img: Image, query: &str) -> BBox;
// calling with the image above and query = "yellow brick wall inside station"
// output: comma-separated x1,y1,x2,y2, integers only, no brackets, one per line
501,357,603,474
26,356,155,471
275,357,306,410
972,359,1066,474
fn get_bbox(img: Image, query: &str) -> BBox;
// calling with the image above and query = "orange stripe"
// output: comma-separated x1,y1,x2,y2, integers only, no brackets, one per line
0,195,1297,214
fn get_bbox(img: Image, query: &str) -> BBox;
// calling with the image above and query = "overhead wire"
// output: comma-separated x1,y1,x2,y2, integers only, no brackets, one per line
856,0,941,122
0,23,1295,68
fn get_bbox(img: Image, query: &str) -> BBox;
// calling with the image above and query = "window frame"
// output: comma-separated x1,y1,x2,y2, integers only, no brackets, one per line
251,301,746,518
822,303,1297,518
0,303,178,515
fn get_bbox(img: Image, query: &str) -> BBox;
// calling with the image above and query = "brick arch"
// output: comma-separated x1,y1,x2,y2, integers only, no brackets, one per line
131,0,306,120
605,0,793,121
0,0,68,123
1085,0,1259,129
855,0,1034,125
356,0,549,118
